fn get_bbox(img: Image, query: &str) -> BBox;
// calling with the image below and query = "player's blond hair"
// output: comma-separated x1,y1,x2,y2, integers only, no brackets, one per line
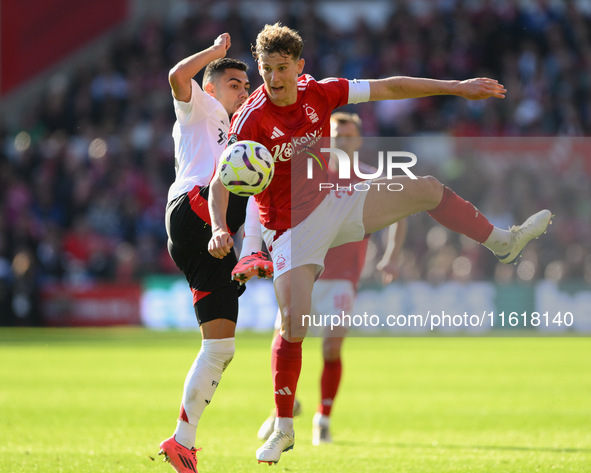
252,22,303,61
330,112,362,134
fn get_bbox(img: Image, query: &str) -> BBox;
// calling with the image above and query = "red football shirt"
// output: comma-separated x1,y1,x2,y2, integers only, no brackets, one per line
229,75,350,230
320,239,369,288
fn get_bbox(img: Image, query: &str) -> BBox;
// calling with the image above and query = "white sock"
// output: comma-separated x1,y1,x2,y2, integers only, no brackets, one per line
313,412,330,427
239,197,264,258
174,420,196,449
240,235,262,258
274,416,294,434
174,337,235,448
483,226,512,254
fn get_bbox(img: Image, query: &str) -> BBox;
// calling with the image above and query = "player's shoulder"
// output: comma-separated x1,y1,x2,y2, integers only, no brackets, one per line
298,74,315,87
175,79,223,121
301,75,348,97
188,78,217,105
307,75,347,86
298,74,340,88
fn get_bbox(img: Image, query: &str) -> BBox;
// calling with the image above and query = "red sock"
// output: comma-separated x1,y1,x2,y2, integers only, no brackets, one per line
272,334,302,418
427,187,493,243
319,359,342,417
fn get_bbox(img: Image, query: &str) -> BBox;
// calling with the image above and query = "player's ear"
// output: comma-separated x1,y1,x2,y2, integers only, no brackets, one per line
258,61,264,77
297,58,305,74
204,81,216,96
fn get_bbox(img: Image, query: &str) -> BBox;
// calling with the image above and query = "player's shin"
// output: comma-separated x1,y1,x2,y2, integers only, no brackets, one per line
174,337,235,448
271,334,302,433
319,358,342,417
427,186,495,243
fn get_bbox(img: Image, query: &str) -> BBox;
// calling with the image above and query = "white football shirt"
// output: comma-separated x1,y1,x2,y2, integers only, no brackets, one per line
167,79,230,203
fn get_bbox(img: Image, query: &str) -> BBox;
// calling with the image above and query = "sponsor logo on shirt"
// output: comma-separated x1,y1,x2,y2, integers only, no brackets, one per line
270,128,324,162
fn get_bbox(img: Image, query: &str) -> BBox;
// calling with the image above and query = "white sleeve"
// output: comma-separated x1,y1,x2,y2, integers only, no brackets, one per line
347,79,371,104
239,197,264,258
173,79,207,125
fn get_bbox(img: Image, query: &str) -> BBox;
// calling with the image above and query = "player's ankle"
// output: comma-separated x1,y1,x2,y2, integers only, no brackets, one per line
483,226,512,254
275,416,294,433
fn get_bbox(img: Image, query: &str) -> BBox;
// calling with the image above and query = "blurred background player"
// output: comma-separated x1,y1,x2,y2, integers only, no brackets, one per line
253,112,408,445
160,33,271,473
208,23,552,465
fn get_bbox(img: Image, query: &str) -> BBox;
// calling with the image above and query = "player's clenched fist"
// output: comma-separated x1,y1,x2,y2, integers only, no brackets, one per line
208,229,234,259
214,32,231,54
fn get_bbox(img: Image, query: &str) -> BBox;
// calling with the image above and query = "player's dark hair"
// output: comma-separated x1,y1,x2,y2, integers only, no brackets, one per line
203,58,248,87
252,22,303,60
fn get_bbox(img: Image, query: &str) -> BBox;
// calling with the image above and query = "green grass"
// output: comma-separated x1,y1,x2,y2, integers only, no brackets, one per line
0,328,589,472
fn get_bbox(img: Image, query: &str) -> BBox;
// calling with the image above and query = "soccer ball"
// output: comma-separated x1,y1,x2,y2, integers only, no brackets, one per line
218,140,275,196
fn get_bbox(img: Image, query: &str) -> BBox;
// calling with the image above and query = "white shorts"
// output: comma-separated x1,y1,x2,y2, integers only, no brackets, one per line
262,189,368,280
312,279,355,315
273,279,356,333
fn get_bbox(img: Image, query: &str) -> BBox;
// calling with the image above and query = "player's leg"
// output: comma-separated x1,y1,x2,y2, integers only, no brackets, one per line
257,311,302,442
172,288,238,450
311,335,344,445
321,334,345,397
257,317,280,442
363,175,551,263
160,313,236,473
256,264,316,464
312,280,350,445
160,193,241,471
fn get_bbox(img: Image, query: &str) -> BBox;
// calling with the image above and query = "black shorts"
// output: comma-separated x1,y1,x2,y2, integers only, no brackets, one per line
165,186,248,325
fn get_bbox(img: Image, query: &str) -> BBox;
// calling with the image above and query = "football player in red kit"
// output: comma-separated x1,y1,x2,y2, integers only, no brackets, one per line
208,23,551,464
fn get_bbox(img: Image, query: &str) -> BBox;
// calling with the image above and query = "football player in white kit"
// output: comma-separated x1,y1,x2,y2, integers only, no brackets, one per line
159,33,271,473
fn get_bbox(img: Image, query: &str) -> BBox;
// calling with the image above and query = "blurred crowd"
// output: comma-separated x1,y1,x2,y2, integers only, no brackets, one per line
1,0,590,324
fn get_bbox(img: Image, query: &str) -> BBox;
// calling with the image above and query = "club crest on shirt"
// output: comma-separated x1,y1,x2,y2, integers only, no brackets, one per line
304,103,319,123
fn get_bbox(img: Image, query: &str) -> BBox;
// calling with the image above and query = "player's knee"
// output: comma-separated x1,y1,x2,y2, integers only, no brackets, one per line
417,175,443,206
220,347,235,371
323,345,341,361
322,338,343,361
279,311,308,341
200,338,235,373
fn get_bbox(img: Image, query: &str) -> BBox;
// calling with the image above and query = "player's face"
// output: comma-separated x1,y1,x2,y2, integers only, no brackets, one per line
330,120,362,156
258,52,304,106
212,68,250,116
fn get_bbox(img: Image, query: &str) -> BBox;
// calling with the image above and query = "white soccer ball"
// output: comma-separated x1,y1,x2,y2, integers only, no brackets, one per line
218,140,275,196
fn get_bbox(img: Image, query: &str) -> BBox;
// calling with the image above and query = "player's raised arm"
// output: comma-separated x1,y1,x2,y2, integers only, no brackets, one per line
168,33,231,102
208,171,234,259
367,76,506,102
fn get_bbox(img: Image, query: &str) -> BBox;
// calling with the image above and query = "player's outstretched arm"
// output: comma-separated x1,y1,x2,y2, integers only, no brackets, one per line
368,76,506,102
168,33,231,102
208,172,234,259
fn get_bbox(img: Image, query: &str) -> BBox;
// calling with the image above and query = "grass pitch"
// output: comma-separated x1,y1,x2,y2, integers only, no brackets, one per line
0,328,589,472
